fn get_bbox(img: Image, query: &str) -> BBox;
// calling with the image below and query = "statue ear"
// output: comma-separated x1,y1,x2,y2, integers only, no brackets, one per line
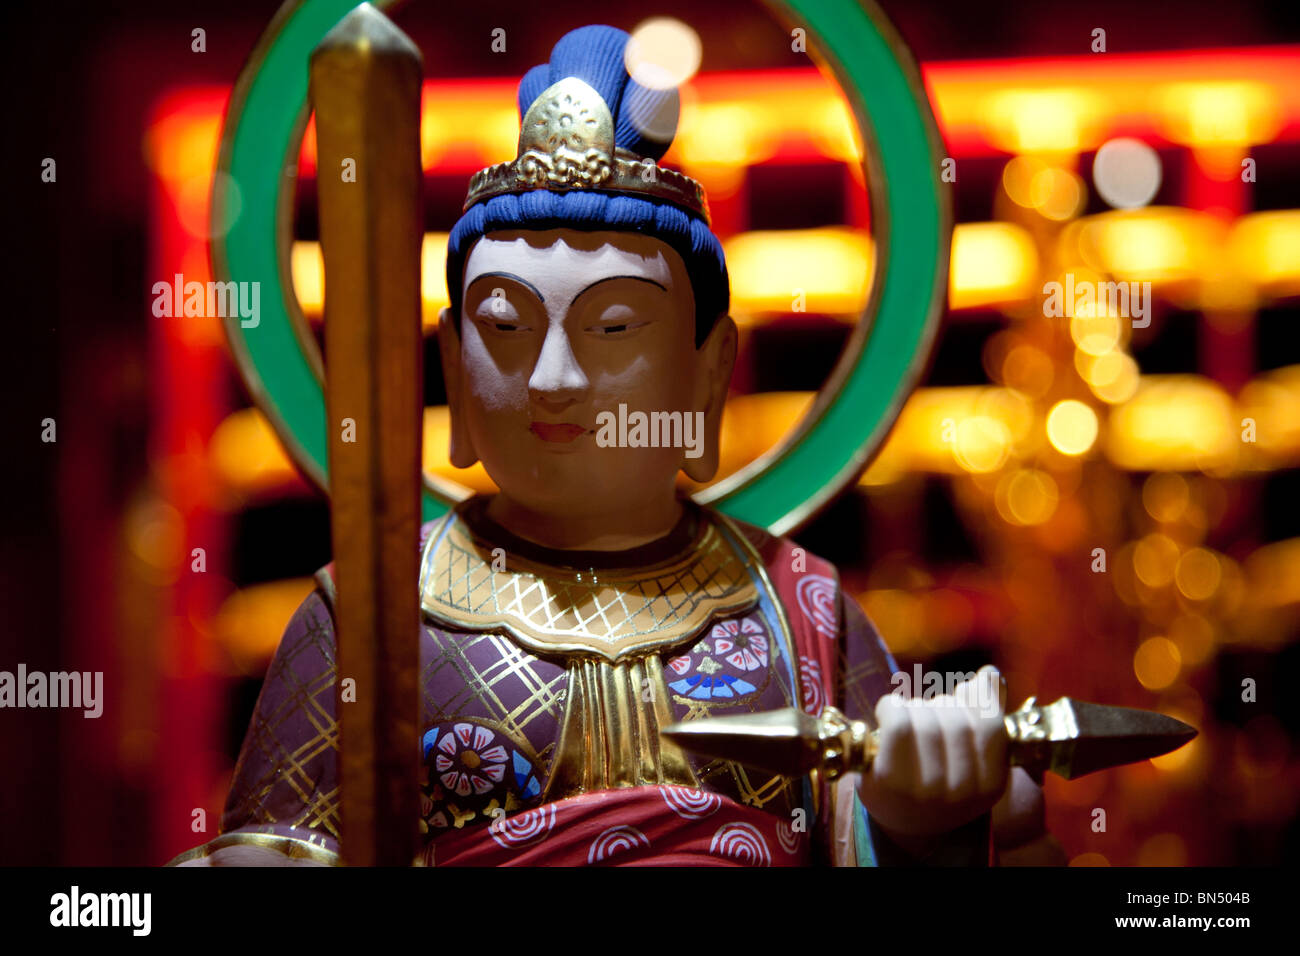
683,313,737,482
437,307,479,468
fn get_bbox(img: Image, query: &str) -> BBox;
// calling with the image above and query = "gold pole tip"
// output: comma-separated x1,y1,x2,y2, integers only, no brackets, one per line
313,2,423,64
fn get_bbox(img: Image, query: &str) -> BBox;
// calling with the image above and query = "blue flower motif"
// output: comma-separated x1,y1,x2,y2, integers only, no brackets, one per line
669,673,758,700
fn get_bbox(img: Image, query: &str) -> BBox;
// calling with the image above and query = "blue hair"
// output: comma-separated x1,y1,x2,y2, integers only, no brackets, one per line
445,25,729,347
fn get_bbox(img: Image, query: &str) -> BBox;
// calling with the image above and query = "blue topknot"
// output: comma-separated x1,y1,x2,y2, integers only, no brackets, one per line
447,24,728,347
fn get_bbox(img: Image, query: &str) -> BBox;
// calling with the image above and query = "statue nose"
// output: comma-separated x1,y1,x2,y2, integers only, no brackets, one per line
528,324,588,404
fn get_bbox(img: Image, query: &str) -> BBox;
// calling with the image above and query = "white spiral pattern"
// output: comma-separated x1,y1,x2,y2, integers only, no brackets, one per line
776,819,802,856
658,785,723,820
709,822,771,866
796,574,837,639
489,803,556,849
798,655,824,716
587,825,651,863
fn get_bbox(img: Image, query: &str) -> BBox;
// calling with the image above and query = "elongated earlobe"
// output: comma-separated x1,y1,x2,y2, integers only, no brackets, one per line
437,307,479,468
683,314,737,482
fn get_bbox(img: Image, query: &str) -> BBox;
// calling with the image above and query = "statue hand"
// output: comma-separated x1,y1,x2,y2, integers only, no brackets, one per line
858,665,1008,855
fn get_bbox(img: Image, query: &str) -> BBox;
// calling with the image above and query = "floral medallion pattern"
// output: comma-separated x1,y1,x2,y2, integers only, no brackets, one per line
421,720,543,831
666,615,773,703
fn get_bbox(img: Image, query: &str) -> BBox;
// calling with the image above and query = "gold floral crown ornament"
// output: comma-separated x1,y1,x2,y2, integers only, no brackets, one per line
463,77,711,226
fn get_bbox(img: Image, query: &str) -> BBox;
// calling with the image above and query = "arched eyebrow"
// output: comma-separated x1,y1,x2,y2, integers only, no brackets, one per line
465,271,545,303
570,274,667,308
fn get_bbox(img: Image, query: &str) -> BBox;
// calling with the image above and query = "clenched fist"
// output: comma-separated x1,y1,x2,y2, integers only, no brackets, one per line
858,665,1008,857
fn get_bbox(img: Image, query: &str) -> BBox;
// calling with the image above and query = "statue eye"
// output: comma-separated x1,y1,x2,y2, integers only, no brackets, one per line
472,311,529,333
588,319,649,336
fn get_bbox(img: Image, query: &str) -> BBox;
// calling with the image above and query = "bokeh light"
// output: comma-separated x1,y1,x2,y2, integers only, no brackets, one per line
1003,156,1087,220
1142,472,1191,523
1046,399,1099,455
1077,349,1140,403
1003,155,1047,207
1092,137,1163,209
1105,377,1238,472
626,17,702,90
953,416,1012,472
1031,166,1086,220
1134,636,1182,690
1133,533,1181,588
995,468,1059,525
1070,308,1124,356
1175,547,1222,601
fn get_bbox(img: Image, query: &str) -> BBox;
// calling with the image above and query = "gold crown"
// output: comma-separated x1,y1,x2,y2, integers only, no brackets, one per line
463,77,711,226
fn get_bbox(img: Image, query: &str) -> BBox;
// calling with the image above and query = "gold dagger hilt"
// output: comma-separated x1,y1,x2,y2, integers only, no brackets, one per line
816,706,876,781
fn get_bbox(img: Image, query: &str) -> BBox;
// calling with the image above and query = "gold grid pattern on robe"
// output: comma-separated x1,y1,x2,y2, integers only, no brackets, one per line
223,598,342,839
420,629,566,773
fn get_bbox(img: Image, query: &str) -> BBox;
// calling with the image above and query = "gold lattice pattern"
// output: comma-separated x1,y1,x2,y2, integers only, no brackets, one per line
420,511,759,663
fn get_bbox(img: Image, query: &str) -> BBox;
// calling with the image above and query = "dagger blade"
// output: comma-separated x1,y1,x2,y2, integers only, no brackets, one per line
1045,698,1198,779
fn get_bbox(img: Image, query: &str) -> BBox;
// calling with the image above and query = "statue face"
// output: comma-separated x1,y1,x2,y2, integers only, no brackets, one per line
439,228,735,529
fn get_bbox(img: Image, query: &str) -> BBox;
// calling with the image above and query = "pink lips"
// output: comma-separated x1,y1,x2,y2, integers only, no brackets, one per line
529,422,588,443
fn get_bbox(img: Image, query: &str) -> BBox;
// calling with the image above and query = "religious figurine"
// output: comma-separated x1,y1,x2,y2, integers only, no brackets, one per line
173,23,1064,867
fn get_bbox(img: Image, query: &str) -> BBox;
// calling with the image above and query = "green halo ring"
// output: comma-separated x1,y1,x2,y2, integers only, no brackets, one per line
214,0,949,534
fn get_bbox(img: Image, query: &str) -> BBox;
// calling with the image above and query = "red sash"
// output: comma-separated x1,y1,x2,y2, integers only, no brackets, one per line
423,785,812,867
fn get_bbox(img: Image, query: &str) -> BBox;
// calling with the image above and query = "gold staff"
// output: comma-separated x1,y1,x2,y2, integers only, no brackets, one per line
310,2,424,866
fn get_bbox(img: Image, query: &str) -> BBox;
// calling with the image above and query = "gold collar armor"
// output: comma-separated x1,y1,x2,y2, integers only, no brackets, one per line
419,497,759,664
